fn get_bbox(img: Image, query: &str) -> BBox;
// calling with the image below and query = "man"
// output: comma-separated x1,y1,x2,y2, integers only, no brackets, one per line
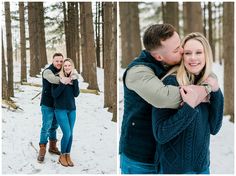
119,24,215,174
38,53,71,162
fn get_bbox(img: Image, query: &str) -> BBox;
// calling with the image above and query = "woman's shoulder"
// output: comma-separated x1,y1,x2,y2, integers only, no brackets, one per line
162,74,178,86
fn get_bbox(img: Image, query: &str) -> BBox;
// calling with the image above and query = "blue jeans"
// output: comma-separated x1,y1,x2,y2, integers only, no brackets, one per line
120,153,159,174
39,105,58,144
159,166,210,174
184,168,210,174
55,109,76,154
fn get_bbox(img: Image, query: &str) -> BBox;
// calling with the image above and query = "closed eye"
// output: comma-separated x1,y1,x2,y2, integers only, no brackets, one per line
184,52,191,55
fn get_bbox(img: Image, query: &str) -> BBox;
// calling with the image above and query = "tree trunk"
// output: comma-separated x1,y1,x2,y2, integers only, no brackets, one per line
218,3,223,65
80,2,89,82
67,2,76,65
130,3,142,59
203,3,207,37
208,2,215,62
120,2,141,68
34,3,40,74
5,2,14,98
161,2,166,24
28,2,38,76
164,2,179,33
95,2,101,68
80,2,99,90
111,2,117,122
74,2,80,72
183,2,203,35
2,30,9,100
223,2,234,122
19,2,27,83
103,2,113,109
63,2,68,57
38,2,47,68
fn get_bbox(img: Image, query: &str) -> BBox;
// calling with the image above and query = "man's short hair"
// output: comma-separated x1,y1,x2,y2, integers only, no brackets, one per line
53,53,63,59
143,24,176,51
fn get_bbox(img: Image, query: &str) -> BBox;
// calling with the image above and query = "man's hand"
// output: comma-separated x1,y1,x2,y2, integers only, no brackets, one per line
60,77,71,85
204,77,219,92
181,85,208,107
180,86,198,108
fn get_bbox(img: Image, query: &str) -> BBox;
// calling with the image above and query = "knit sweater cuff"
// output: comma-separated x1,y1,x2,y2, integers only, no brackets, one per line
182,102,198,115
210,89,221,99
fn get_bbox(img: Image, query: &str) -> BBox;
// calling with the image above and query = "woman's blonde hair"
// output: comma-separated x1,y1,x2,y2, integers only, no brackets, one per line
59,58,75,78
175,32,213,86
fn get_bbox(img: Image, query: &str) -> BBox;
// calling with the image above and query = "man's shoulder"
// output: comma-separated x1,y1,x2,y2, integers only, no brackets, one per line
163,75,178,86
128,65,154,73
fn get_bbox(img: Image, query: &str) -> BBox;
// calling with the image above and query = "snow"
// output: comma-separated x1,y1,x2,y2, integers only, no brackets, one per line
1,60,234,175
118,63,234,174
2,64,117,174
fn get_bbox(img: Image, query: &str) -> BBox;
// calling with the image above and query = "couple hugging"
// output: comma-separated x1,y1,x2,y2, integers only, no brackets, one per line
120,24,223,174
37,53,80,167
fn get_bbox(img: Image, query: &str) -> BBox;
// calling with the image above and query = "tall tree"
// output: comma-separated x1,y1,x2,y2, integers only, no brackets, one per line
63,2,69,56
183,2,203,35
19,2,27,83
38,2,47,68
163,2,179,32
95,2,102,68
130,3,142,59
208,2,215,61
5,2,14,97
80,2,89,82
74,2,80,73
80,2,99,90
103,2,113,109
64,2,80,71
120,2,141,68
28,2,38,76
218,3,223,65
223,2,234,122
66,3,76,64
111,2,117,122
2,30,8,100
203,2,207,37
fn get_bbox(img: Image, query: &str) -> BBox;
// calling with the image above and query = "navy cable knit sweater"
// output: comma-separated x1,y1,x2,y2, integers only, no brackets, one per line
52,79,80,110
152,75,224,174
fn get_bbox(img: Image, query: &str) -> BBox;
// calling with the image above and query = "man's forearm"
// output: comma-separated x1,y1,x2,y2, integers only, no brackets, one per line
126,65,182,109
43,69,60,84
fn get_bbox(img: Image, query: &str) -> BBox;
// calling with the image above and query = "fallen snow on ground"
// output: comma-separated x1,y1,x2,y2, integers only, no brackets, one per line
2,64,117,174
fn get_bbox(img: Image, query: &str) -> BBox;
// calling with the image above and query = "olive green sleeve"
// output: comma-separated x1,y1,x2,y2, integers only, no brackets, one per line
125,65,182,109
43,69,60,84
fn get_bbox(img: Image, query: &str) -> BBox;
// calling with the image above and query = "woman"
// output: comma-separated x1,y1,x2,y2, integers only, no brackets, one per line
152,33,224,174
52,58,80,167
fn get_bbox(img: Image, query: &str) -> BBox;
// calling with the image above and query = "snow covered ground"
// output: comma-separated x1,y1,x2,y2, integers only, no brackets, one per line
119,63,234,174
2,64,117,174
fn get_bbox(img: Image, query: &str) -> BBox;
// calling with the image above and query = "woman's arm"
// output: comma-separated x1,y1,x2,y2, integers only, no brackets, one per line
72,79,80,97
51,81,66,98
152,75,198,144
152,103,198,144
208,89,224,135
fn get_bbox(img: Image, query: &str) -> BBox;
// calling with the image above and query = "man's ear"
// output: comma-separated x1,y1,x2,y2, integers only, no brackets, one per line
151,52,163,61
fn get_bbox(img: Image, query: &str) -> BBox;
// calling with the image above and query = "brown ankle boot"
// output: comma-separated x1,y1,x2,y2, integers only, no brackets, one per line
59,154,68,167
37,144,46,163
48,140,61,155
66,153,74,167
